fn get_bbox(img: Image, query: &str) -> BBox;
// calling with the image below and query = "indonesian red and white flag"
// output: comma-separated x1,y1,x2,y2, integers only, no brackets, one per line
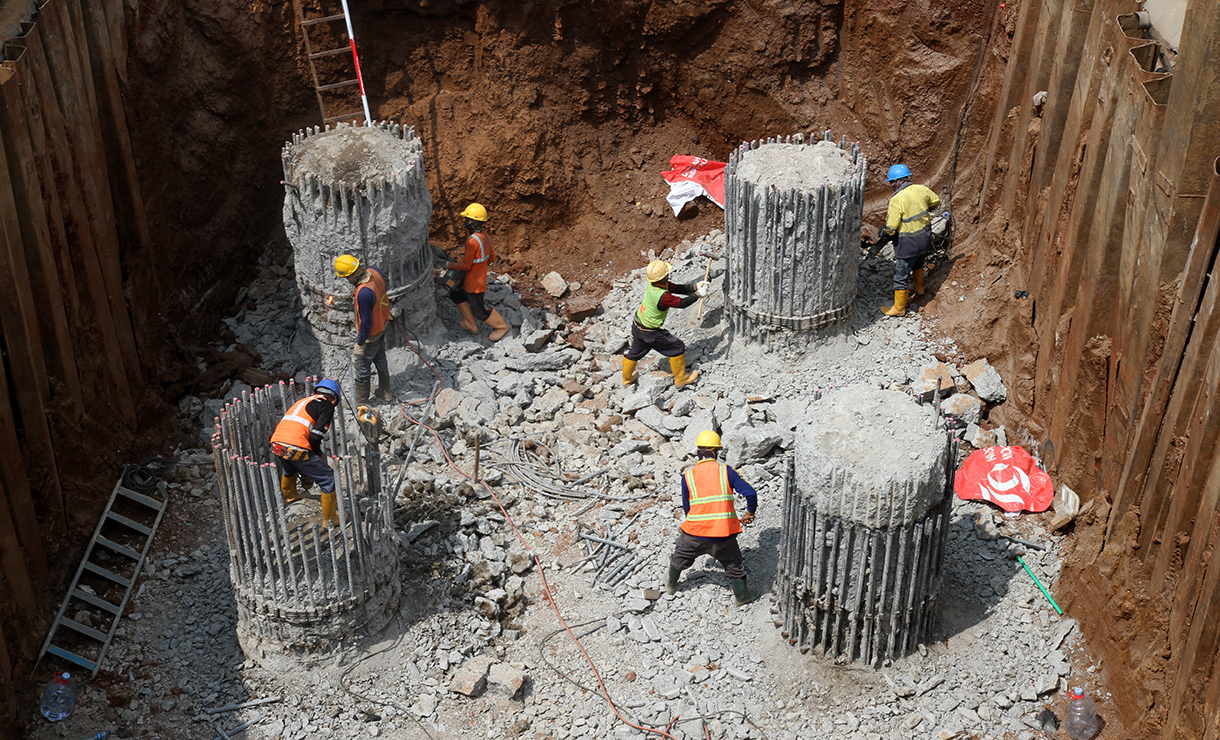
660,155,726,215
954,446,1055,513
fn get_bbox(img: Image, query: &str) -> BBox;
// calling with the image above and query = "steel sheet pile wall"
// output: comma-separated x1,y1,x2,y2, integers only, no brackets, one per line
282,121,434,359
212,379,399,665
724,131,866,335
978,0,1220,735
775,387,954,665
0,0,151,722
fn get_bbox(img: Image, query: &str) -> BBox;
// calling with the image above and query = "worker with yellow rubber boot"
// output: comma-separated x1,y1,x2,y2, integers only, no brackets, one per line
445,203,510,341
334,254,394,405
872,164,942,317
270,379,342,527
622,260,708,388
665,431,760,606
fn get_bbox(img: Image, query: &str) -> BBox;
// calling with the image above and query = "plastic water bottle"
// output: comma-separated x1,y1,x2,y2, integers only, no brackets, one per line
1064,686,1100,739
39,671,78,721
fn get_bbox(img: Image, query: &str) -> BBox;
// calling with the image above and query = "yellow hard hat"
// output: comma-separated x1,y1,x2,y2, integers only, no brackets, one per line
695,430,722,449
334,254,361,277
460,202,488,222
646,260,673,283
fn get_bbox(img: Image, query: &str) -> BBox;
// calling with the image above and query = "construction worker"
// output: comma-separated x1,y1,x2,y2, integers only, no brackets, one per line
270,379,341,526
334,254,393,405
873,164,942,317
665,431,759,606
446,203,510,341
622,260,708,388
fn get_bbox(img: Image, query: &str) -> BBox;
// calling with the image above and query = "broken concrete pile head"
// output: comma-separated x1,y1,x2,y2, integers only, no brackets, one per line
211,378,399,668
724,130,866,338
281,121,435,354
776,384,956,666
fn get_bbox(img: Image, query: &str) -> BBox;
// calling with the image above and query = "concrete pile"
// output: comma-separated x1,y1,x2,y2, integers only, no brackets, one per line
211,378,399,666
281,122,435,366
724,132,866,337
777,385,955,665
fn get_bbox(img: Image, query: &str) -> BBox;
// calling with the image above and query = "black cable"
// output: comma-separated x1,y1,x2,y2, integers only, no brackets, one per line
337,616,438,740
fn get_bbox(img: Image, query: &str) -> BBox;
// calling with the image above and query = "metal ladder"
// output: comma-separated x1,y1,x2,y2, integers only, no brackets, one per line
292,0,370,125
36,475,168,675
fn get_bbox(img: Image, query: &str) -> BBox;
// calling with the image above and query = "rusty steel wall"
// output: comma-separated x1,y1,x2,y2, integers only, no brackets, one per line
980,0,1220,735
0,0,151,725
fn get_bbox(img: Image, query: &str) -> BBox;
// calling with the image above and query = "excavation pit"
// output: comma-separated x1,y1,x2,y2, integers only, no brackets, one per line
725,133,866,336
776,384,955,665
281,123,435,358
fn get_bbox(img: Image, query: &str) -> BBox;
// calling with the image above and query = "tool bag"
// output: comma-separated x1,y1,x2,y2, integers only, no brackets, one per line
271,442,311,461
440,268,465,291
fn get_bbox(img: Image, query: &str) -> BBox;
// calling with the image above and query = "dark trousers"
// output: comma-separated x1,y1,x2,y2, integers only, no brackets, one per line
354,330,389,384
625,321,686,361
670,530,747,579
275,453,335,494
448,289,491,321
892,253,926,291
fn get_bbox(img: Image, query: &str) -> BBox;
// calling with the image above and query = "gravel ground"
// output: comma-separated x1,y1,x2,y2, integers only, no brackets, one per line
26,232,1109,740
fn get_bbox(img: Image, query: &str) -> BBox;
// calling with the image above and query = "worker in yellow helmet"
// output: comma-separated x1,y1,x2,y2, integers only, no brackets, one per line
334,254,393,405
665,430,759,605
444,203,510,341
871,164,942,317
622,259,708,388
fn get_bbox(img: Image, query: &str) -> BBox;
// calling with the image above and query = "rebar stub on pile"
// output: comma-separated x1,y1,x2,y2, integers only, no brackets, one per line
212,379,399,667
724,131,866,336
776,385,955,666
281,121,435,354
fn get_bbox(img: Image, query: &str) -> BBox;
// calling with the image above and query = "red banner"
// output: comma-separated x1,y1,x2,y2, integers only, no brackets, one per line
954,446,1054,513
660,155,726,215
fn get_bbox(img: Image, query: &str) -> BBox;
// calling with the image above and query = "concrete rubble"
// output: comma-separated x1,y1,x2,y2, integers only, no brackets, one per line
27,233,1096,740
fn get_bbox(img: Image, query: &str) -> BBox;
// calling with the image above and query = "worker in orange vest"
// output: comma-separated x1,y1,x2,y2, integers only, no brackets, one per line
665,430,759,605
270,379,342,526
445,203,510,341
334,254,393,405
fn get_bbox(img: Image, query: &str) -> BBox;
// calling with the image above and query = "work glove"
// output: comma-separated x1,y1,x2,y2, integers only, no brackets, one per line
696,280,709,295
353,343,365,357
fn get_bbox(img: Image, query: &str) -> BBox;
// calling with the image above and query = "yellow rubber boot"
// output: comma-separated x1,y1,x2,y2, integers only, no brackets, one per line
880,290,909,317
622,358,638,386
912,269,926,296
485,309,510,341
320,492,340,528
280,475,300,503
456,302,479,333
670,354,699,387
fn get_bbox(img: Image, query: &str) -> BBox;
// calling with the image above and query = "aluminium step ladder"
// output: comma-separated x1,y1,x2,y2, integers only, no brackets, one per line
36,474,168,675
292,0,369,125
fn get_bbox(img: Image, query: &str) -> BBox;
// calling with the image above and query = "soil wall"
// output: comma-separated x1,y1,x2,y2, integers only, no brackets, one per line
928,0,1220,735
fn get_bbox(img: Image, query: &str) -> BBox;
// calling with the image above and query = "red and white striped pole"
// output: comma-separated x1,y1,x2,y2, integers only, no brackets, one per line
338,0,373,126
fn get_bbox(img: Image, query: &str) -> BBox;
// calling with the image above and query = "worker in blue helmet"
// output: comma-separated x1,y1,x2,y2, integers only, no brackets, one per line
870,164,942,317
270,379,342,526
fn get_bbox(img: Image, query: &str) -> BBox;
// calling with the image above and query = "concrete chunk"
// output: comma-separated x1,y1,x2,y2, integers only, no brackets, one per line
962,359,1007,404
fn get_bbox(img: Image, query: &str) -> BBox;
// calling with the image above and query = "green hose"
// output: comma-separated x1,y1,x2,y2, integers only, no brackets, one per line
1018,555,1063,615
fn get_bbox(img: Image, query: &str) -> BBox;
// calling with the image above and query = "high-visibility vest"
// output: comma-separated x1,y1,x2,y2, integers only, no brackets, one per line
271,394,325,451
883,183,942,260
680,460,741,538
463,233,493,293
354,268,391,337
636,283,669,329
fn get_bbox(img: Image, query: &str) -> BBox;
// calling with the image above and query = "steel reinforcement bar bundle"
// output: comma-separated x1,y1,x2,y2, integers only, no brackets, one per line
211,379,398,636
724,131,867,333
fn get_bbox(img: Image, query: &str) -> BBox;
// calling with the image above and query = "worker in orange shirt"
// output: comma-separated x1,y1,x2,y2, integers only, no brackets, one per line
446,203,510,341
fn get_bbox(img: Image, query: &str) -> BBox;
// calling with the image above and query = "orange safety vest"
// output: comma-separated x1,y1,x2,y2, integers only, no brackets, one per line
463,233,492,293
354,268,391,337
680,460,742,538
271,394,325,451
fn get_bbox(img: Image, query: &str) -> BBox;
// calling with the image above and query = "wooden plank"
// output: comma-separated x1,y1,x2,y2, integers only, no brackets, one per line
0,475,39,644
0,330,48,584
0,620,13,725
32,0,136,422
0,29,83,411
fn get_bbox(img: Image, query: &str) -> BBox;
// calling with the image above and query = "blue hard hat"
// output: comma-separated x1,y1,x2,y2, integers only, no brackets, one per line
316,378,341,399
887,164,911,182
